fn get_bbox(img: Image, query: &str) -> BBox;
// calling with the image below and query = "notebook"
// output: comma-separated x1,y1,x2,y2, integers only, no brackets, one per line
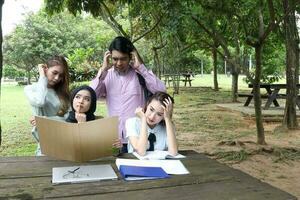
35,116,118,162
52,164,118,184
119,165,170,181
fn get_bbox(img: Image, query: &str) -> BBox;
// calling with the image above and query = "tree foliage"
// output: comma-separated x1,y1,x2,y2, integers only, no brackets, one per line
3,10,114,82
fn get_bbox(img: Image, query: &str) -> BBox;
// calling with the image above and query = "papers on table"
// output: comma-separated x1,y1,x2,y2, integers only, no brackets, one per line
52,164,118,184
116,158,189,175
133,150,186,160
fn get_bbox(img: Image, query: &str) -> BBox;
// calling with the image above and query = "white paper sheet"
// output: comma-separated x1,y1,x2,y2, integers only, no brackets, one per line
116,158,189,175
133,150,186,160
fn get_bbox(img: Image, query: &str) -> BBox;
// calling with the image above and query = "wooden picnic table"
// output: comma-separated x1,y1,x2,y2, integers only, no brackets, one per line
181,72,193,87
163,73,178,87
241,83,300,110
0,150,296,199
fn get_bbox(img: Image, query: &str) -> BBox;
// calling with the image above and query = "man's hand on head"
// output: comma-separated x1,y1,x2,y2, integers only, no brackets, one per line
102,51,112,71
131,51,143,70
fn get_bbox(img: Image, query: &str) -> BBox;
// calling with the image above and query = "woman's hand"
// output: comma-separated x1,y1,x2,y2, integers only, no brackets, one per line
38,64,47,77
135,107,146,119
29,116,36,126
112,139,123,148
162,97,173,120
75,113,87,123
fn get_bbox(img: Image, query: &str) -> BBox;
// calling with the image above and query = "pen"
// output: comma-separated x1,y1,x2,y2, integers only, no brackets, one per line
68,167,80,174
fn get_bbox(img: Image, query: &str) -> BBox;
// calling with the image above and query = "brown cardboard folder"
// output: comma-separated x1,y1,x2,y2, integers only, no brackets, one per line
35,116,118,162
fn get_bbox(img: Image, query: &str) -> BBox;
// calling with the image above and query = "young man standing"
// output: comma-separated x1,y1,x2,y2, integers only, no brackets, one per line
90,36,166,153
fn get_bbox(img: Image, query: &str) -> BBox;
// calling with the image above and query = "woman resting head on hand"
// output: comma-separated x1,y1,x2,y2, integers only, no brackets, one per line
66,85,97,123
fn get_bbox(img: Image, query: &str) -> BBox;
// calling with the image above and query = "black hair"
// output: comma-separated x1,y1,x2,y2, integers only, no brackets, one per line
66,85,97,123
108,36,135,56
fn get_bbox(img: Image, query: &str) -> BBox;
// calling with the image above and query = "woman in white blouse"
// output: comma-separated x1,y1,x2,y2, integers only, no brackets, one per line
24,55,70,155
126,92,178,156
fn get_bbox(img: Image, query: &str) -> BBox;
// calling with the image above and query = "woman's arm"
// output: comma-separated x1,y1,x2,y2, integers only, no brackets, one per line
165,118,178,156
126,107,148,156
24,64,49,107
163,97,178,156
24,76,48,107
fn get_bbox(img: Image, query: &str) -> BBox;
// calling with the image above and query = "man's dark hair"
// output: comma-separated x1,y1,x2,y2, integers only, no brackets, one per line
109,36,134,56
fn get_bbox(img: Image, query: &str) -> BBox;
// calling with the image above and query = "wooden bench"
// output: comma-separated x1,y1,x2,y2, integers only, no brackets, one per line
238,93,288,107
238,93,287,98
238,94,270,98
181,79,193,87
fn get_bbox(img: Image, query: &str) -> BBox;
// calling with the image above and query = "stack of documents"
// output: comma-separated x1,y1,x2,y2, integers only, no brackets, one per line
133,150,186,160
119,165,170,181
52,164,118,184
116,158,189,181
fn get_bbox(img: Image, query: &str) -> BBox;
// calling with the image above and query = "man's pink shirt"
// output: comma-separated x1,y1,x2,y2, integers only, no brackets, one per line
90,64,166,143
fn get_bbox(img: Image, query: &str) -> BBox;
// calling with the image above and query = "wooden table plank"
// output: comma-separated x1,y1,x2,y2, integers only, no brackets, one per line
58,181,295,200
0,151,296,200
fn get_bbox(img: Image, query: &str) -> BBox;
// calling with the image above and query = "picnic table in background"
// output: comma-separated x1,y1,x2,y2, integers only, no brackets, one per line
239,83,300,109
163,72,194,87
181,72,193,87
163,73,178,87
0,150,296,199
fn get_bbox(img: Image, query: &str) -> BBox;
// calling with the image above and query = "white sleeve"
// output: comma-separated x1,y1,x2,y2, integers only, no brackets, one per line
24,76,48,107
125,118,140,139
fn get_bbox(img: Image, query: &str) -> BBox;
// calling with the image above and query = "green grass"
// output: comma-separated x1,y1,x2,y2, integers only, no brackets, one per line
213,150,249,163
0,74,290,157
0,75,248,156
272,147,300,163
191,74,249,90
164,74,250,90
172,85,255,141
0,85,34,156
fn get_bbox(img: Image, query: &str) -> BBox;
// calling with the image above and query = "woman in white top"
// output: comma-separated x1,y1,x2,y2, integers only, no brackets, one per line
24,55,70,155
126,92,178,156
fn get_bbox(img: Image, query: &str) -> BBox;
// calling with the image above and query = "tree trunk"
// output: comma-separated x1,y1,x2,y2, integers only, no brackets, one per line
282,0,299,129
231,21,241,102
231,70,239,102
212,45,219,91
27,70,31,85
254,45,266,145
0,0,4,145
153,48,161,79
172,73,180,95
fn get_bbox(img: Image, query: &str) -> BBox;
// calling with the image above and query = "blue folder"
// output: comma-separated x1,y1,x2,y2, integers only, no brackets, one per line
119,165,170,181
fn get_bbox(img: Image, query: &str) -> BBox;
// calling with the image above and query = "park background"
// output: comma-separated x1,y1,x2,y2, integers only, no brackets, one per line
0,0,299,198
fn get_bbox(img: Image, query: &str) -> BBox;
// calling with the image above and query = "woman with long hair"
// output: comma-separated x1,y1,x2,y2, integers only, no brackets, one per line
24,55,70,155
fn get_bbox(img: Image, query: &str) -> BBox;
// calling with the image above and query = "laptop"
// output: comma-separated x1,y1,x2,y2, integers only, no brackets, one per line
35,116,119,162
52,164,118,184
